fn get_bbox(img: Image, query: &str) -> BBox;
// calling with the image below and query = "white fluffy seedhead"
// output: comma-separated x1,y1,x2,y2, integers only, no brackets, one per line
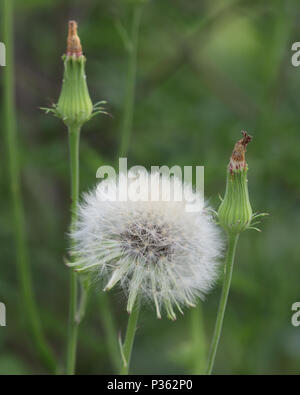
70,172,223,320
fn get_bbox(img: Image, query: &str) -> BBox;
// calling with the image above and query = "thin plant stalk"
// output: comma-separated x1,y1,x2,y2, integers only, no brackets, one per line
206,131,261,374
190,304,206,374
118,3,143,157
2,0,55,373
50,21,105,374
120,302,141,375
206,233,239,374
99,293,120,371
66,126,81,375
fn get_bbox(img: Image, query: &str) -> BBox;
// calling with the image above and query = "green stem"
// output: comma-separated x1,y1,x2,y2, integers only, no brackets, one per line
66,127,81,375
206,233,239,375
119,4,143,157
190,304,206,374
2,0,56,373
120,302,140,375
99,293,120,372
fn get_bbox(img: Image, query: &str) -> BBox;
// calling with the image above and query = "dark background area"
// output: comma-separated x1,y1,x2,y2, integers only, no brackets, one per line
1,0,300,374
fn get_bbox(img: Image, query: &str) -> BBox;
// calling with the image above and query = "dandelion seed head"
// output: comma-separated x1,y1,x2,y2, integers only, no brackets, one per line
71,172,223,319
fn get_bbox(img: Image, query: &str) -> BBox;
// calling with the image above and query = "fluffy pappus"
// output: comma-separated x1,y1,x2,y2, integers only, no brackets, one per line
70,172,223,320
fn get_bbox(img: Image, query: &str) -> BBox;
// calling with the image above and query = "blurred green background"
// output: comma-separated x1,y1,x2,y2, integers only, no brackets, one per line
1,0,300,374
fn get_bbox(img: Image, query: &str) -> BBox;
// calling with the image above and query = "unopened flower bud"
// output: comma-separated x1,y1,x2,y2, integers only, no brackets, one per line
56,21,93,128
218,131,253,235
43,21,107,128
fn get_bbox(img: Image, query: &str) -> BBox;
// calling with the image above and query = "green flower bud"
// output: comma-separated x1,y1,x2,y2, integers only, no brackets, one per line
42,21,107,128
57,21,92,128
56,54,93,128
218,131,253,235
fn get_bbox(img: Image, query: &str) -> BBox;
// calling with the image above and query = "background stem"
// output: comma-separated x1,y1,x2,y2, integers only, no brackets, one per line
118,3,143,157
66,127,81,375
99,293,120,371
2,0,55,373
206,233,239,374
189,304,206,374
120,302,140,375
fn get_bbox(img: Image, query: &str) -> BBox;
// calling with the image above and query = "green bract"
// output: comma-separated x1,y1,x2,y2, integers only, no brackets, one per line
56,55,93,128
42,53,106,128
218,166,252,234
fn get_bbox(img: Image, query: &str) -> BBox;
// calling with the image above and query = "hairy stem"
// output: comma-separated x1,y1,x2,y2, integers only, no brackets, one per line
206,233,239,374
119,4,143,157
120,302,140,375
2,0,56,373
66,127,81,375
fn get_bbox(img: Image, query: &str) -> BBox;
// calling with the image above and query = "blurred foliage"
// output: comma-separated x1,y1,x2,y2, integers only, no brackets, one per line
0,0,300,374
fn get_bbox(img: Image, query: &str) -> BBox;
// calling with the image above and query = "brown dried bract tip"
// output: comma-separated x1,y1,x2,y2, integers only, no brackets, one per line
229,130,252,172
66,20,82,57
239,130,252,148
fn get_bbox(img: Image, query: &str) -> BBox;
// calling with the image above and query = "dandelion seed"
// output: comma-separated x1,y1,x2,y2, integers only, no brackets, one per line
71,172,223,319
